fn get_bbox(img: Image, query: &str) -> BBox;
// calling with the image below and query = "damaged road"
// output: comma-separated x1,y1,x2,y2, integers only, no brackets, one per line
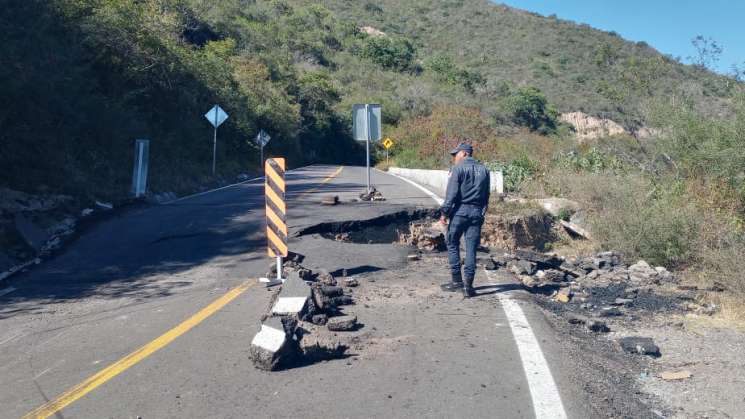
0,165,665,418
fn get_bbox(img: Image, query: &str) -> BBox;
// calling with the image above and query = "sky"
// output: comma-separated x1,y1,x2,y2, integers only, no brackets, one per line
497,0,745,74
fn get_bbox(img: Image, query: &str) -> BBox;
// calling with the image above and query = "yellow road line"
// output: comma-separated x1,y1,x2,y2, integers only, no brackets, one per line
24,281,255,419
296,166,343,198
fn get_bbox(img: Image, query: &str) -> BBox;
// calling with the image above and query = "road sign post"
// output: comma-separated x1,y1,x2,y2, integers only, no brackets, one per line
264,158,287,287
352,104,382,193
255,130,271,167
204,104,229,176
131,139,149,198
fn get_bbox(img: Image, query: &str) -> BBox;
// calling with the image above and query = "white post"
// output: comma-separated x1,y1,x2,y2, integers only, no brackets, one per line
365,104,371,193
276,256,283,282
212,106,218,176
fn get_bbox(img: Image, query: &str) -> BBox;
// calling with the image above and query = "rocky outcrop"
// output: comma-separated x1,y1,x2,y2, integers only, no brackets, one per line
560,112,626,141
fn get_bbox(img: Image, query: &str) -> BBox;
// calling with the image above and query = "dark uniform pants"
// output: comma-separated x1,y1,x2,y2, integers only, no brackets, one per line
446,215,484,284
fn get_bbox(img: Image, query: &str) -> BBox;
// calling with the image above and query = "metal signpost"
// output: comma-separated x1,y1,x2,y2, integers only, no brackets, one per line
131,139,149,198
352,104,382,193
204,104,229,175
255,129,271,166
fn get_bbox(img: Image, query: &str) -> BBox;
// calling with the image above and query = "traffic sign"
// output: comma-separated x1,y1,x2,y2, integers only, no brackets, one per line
352,104,382,142
256,130,271,147
382,138,394,149
353,103,382,194
204,105,228,128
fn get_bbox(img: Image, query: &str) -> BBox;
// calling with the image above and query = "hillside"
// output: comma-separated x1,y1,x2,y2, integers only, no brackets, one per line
317,0,736,130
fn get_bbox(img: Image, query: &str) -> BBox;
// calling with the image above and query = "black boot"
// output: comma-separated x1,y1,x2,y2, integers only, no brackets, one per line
462,277,476,298
440,273,463,292
441,281,464,292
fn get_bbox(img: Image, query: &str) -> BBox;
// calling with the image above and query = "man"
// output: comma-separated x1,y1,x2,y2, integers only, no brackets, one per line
439,143,490,298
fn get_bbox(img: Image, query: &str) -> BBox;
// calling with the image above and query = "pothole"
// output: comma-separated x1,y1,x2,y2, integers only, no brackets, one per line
297,209,438,245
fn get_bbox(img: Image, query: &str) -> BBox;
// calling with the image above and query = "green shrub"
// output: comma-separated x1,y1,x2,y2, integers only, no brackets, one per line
425,54,485,93
485,156,540,192
505,86,558,134
555,147,622,173
359,35,416,71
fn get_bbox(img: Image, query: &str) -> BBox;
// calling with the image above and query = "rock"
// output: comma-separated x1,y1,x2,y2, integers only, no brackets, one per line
311,314,328,325
321,195,340,205
543,269,567,283
316,270,337,286
249,317,298,371
618,337,661,357
659,370,692,381
560,220,591,239
598,307,623,317
490,253,513,268
402,222,446,251
567,313,589,325
613,298,634,306
329,295,354,306
514,249,563,269
509,260,537,276
359,188,385,202
628,260,658,283
343,277,359,287
534,197,581,218
483,259,498,270
285,251,305,264
297,323,349,361
407,254,421,262
327,314,358,331
555,288,572,303
80,208,94,217
320,285,344,297
586,319,610,333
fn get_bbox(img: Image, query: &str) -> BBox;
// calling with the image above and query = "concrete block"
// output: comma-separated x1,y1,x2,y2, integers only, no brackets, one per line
271,271,311,316
249,317,296,371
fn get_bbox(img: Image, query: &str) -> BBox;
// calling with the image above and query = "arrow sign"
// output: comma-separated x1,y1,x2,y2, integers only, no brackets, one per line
256,130,271,147
204,105,228,128
382,137,394,149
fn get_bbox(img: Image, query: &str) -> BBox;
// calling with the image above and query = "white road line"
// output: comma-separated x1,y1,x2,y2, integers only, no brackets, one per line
0,287,17,297
375,168,444,205
163,164,326,204
486,271,567,419
163,176,264,204
384,171,567,419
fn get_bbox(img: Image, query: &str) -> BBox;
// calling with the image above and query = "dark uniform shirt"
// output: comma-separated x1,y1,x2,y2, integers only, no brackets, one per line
439,157,490,218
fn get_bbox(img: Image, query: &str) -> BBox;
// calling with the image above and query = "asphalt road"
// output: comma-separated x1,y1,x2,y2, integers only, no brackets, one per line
0,165,603,418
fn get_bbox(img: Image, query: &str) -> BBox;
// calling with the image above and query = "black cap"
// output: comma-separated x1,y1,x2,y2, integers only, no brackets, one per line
449,143,473,155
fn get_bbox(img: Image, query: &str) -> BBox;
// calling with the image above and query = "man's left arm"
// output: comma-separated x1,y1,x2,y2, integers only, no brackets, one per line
482,167,491,217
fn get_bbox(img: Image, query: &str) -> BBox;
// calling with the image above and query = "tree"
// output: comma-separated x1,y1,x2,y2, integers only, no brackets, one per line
505,86,558,134
688,35,723,70
360,35,416,71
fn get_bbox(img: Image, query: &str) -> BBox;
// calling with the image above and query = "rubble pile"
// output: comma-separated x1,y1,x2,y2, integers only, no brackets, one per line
358,188,386,202
397,221,446,251
489,249,726,357
249,253,362,371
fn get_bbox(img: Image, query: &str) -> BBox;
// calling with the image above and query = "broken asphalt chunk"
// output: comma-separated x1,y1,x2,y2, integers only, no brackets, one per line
327,314,358,331
618,336,661,357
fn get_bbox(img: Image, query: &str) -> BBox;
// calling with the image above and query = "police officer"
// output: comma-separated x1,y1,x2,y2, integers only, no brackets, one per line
439,143,490,298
